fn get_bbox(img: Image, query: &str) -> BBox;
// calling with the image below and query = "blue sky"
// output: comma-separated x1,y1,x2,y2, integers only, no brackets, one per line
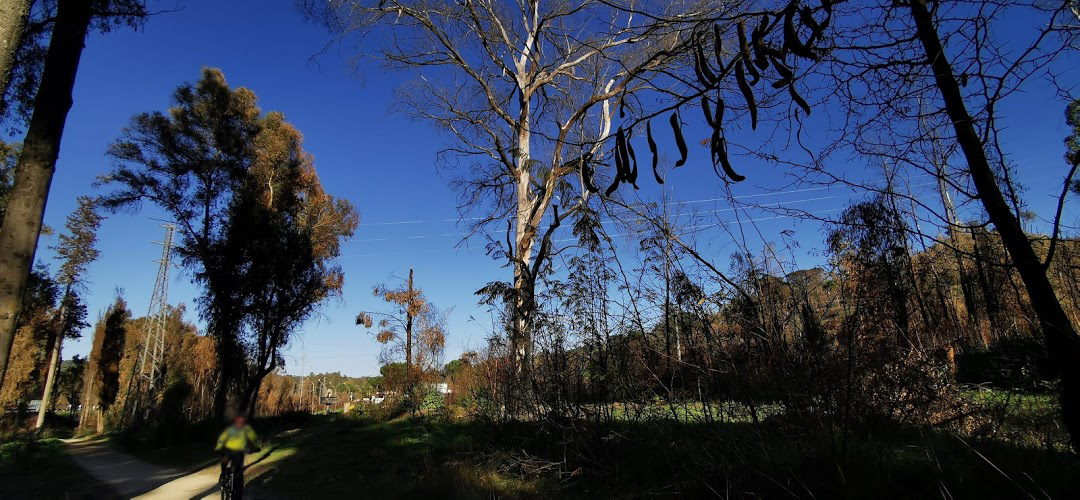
19,0,1079,377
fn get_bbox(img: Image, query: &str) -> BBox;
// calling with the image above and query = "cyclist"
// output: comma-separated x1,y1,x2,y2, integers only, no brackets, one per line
215,412,261,498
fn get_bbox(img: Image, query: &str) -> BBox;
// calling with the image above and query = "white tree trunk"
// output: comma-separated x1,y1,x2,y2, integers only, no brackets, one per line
35,293,69,429
34,330,63,428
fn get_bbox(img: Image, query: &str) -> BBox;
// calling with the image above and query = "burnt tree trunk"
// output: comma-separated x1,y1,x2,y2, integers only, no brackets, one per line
910,0,1080,453
0,0,92,389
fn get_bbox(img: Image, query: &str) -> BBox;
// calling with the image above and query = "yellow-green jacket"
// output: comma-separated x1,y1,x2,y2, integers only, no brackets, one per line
215,424,258,453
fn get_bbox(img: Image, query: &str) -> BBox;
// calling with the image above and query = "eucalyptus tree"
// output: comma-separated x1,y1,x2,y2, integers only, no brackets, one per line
301,0,734,392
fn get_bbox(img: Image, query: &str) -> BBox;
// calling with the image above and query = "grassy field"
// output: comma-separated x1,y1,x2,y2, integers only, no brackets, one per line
148,407,1074,499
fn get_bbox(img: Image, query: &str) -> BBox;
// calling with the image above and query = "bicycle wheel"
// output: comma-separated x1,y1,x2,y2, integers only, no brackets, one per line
221,464,234,500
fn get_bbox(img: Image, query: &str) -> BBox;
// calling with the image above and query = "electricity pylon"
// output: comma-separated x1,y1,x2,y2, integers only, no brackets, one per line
128,224,175,421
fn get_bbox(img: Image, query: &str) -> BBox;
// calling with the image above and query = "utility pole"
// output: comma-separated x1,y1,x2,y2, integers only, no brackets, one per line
405,268,414,397
126,224,175,422
660,179,681,366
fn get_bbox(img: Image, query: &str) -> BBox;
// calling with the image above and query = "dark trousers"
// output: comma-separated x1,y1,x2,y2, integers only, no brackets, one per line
220,451,244,497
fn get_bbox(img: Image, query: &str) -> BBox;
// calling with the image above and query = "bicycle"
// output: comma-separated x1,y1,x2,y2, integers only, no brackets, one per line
219,452,244,499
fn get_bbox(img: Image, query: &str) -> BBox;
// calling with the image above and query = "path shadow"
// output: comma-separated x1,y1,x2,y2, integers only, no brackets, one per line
63,439,205,498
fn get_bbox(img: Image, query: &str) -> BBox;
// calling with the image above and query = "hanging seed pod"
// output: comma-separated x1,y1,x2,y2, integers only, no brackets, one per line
715,96,726,124
606,133,625,197
695,43,717,85
713,24,725,69
647,120,662,184
752,16,770,72
613,128,627,183
710,128,723,178
617,127,630,180
702,96,715,128
626,136,639,188
717,137,746,182
770,56,793,88
578,153,604,193
737,21,759,81
693,47,710,87
788,82,811,115
736,60,758,130
583,160,600,193
784,4,816,60
670,112,688,168
604,176,621,197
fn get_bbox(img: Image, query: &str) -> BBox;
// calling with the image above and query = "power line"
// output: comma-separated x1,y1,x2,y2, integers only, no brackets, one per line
356,160,1069,228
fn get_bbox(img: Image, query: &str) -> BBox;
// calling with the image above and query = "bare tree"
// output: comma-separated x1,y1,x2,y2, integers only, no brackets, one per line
301,0,730,401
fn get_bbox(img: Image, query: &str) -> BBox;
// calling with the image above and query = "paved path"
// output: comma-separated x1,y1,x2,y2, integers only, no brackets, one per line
62,437,222,499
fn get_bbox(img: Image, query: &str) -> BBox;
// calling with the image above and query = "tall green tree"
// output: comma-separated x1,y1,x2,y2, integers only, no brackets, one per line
34,196,100,428
0,0,145,391
102,68,357,419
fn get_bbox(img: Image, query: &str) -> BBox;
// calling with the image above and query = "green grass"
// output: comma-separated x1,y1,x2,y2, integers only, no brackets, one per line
230,405,1079,499
243,414,549,498
0,438,115,499
960,388,1069,452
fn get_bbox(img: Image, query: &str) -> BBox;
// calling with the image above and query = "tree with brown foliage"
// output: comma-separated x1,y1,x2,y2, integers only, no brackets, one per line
358,268,447,404
0,266,57,408
83,295,129,433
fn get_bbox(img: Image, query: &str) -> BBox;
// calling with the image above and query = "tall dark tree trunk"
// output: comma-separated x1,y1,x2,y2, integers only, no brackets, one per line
213,340,240,422
0,0,92,389
241,368,271,419
0,0,31,113
910,0,1080,453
